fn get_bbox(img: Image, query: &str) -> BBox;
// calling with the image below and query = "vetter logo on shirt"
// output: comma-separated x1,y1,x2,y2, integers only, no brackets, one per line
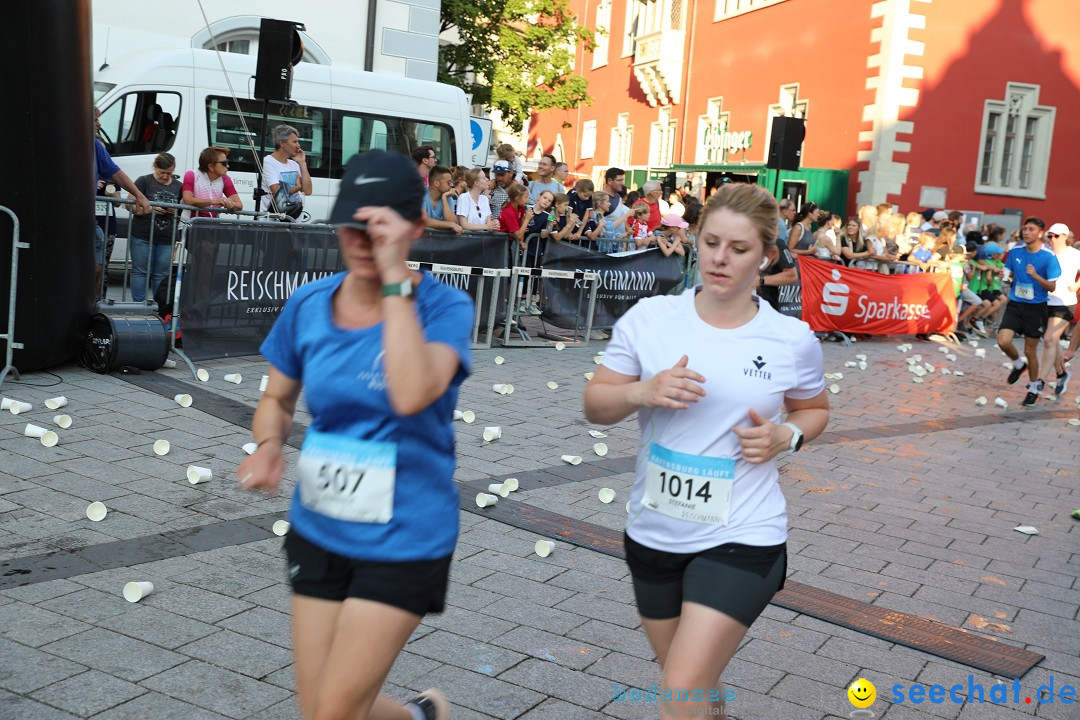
821,268,850,316
744,355,771,380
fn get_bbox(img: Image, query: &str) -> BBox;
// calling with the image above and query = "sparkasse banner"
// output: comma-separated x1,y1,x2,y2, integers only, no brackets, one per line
798,257,957,335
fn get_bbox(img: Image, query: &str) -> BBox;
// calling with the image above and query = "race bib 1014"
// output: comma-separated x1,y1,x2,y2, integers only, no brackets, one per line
643,443,735,526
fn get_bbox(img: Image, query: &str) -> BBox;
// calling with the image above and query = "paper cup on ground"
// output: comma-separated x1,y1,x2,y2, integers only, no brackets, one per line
561,454,582,465
994,397,1008,408
1067,418,1080,427
554,342,566,351
534,540,555,558
242,442,258,455
9,401,31,414
494,356,505,365
475,492,498,508
588,430,607,438
174,393,192,408
975,349,987,358
502,477,519,492
858,362,867,371
584,372,594,381
153,439,171,456
24,423,53,442
272,520,290,536
598,488,616,504
954,371,965,377
0,398,11,410
844,361,857,368
86,502,107,522
163,358,177,369
482,426,502,442
488,482,511,498
44,396,67,410
829,384,840,394
975,396,988,405
259,375,269,392
53,414,72,429
593,442,608,457
123,581,154,603
187,466,212,484
224,373,242,384
453,409,476,423
593,355,603,365
547,381,559,390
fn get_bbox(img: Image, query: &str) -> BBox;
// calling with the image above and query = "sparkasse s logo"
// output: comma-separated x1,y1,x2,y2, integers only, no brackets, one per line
821,268,850,316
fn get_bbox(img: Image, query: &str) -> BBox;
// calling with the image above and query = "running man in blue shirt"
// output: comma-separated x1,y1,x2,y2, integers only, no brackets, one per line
996,217,1061,406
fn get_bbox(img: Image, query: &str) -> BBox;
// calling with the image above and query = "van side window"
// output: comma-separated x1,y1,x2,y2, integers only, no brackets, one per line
332,112,455,178
206,96,329,179
98,91,181,156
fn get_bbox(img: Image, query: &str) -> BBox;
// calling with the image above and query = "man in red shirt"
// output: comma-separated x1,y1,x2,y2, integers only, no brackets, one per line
634,180,664,232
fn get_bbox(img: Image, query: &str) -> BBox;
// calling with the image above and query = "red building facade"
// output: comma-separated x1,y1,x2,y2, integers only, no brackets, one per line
529,0,1080,222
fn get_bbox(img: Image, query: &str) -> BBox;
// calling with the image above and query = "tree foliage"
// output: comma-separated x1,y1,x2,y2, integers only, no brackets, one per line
440,0,596,133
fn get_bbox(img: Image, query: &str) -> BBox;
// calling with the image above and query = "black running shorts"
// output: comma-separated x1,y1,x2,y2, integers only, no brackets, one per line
1047,304,1076,322
624,533,787,626
999,301,1048,339
284,530,451,616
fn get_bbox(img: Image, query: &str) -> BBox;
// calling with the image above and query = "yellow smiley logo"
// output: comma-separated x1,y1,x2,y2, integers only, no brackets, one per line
848,678,876,708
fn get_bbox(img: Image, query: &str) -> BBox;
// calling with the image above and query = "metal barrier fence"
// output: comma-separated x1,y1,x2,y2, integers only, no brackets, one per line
0,206,26,387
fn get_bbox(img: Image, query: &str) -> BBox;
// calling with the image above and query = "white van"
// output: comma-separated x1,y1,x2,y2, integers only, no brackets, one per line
93,48,475,256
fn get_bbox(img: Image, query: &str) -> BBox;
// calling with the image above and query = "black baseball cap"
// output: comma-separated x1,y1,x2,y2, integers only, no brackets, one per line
329,150,424,229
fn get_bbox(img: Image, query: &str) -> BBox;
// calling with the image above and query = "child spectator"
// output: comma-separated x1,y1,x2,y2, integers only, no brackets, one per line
622,204,651,247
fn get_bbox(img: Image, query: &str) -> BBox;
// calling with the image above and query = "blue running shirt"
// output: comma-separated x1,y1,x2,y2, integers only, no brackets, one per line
1005,246,1061,304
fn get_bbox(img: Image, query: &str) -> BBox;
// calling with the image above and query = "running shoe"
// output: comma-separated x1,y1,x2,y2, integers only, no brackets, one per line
403,688,450,720
1022,379,1044,407
527,303,542,315
1007,358,1027,385
1055,370,1070,396
972,319,988,337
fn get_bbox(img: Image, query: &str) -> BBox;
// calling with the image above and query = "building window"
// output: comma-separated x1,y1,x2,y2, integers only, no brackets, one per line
649,107,677,168
610,113,633,167
975,82,1055,199
592,0,612,69
581,120,597,159
622,0,642,57
714,0,788,22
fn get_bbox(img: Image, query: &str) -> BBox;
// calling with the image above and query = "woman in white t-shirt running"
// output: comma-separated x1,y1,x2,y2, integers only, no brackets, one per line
584,183,829,720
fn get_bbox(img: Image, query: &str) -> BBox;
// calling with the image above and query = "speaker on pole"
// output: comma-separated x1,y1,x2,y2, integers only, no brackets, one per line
766,116,806,172
254,19,305,103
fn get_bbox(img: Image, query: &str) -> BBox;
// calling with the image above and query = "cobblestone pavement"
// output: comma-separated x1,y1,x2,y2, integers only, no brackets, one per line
1,333,1077,719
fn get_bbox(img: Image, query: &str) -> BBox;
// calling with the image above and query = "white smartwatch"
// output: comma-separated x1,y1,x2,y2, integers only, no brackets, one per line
781,422,804,452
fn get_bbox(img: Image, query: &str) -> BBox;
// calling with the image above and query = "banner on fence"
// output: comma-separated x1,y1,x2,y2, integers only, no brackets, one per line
798,257,957,335
179,221,508,360
539,242,685,329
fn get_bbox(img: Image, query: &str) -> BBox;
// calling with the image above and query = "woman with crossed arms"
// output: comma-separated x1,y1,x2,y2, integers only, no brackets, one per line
585,183,829,720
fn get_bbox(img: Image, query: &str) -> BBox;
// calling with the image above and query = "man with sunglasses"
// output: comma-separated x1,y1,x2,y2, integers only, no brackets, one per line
1039,223,1080,397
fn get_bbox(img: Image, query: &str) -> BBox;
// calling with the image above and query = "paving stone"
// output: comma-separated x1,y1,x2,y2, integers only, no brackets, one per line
40,628,186,682
98,604,217,650
499,657,612,710
461,549,566,583
0,638,87,694
142,582,255,624
0,601,91,647
491,625,608,670
140,660,291,719
89,691,227,720
408,630,527,677
0,578,84,604
517,697,611,719
554,593,641,630
478,596,587,635
565,619,655,661
472,571,575,607
176,629,293,679
0,689,81,719
29,670,145,718
410,664,545,720
736,638,860,686
216,606,293,649
37,587,136,624
421,605,517,643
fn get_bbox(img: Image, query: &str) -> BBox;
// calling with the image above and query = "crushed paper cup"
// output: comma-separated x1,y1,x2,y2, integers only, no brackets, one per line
555,342,566,351
9,401,31,414
906,358,917,366
975,349,987,358
829,384,840,394
492,383,514,395
561,455,582,465
0,397,12,410
896,344,909,352
912,377,924,384
224,373,242,384
534,540,555,558
259,375,269,392
598,488,616,504
86,501,107,522
272,520,290,536
940,368,952,376
153,439,171,456
502,477,519,492
954,371,965,377
482,426,502,443
475,492,499,508
187,466,212,484
24,424,58,447
946,354,957,362
858,362,867,371
196,368,209,382
975,396,988,405
593,442,609,457
844,361,857,368
584,372,595,381
1066,418,1080,426
855,354,867,361
488,482,511,498
174,394,192,408
924,364,935,373
459,410,477,423
1013,525,1038,535
588,430,607,438
163,358,177,369
824,373,840,380
938,347,949,354
242,442,258,455
969,340,979,348
913,354,922,362
547,381,559,389
494,356,505,365
123,581,154,603
593,355,603,365
994,397,1008,408
53,414,72,429
44,396,67,410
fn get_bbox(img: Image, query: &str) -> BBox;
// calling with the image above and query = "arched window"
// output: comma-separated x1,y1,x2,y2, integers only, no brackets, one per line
191,17,331,65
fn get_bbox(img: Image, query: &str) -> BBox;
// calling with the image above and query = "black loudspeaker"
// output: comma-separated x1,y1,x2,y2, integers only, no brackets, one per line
254,19,305,102
766,116,806,171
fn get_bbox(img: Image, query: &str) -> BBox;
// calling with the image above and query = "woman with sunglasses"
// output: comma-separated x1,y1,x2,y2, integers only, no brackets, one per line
182,146,244,219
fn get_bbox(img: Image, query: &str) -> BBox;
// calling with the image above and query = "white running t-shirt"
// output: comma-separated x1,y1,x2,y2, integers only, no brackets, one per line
1048,246,1080,307
602,290,825,553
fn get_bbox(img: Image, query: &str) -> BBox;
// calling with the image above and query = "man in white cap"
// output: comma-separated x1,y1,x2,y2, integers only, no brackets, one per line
1040,222,1080,396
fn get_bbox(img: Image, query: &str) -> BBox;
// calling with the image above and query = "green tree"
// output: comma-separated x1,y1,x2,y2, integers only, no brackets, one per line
440,0,596,133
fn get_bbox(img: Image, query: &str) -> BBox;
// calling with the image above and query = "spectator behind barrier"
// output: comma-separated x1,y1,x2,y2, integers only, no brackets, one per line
260,124,312,218
656,214,689,258
490,160,516,220
567,179,594,221
604,167,626,218
455,168,499,232
411,144,436,187
182,145,243,219
495,143,525,184
499,183,534,251
422,165,463,235
528,154,561,203
128,151,182,303
633,180,664,232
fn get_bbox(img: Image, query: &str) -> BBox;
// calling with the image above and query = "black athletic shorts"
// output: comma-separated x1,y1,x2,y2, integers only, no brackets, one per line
624,533,786,626
283,530,451,616
979,290,1003,302
999,301,1048,339
1047,304,1077,321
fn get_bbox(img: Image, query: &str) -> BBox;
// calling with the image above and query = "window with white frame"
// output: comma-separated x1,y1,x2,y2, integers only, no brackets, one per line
975,82,1055,199
593,0,612,69
581,120,597,159
622,0,642,57
714,0,788,22
649,107,677,168
697,97,730,164
610,113,633,167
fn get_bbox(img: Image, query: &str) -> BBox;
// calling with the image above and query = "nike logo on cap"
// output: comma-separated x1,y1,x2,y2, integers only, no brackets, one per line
354,176,387,186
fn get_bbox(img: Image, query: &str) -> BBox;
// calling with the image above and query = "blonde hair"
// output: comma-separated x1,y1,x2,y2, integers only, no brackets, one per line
495,143,516,160
698,183,779,249
464,167,486,189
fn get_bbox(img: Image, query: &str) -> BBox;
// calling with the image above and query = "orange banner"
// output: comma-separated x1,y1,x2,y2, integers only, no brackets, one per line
798,258,957,335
